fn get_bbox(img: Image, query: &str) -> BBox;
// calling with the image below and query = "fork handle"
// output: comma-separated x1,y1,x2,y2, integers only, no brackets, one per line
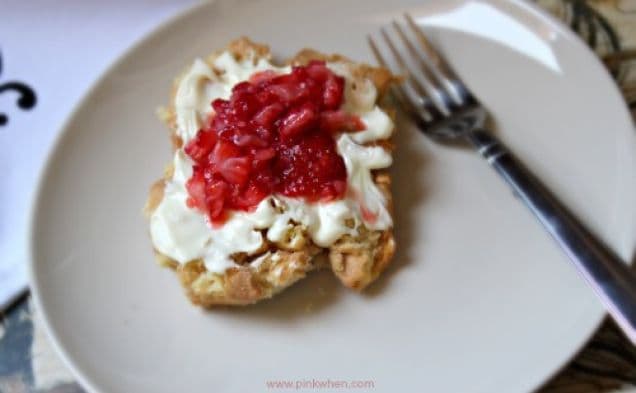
468,129,636,344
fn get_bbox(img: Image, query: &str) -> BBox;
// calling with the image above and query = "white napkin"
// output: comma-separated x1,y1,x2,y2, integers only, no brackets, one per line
0,1,196,310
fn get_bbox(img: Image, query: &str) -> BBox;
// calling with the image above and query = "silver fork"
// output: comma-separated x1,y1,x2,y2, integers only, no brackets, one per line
369,14,636,344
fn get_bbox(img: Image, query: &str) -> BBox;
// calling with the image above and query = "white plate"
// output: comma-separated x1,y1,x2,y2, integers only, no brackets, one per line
29,1,636,392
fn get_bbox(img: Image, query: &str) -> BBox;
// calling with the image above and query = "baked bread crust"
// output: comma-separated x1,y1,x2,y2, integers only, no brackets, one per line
144,37,396,306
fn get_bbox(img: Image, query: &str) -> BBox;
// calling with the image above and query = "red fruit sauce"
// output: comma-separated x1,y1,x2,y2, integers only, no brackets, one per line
183,60,365,224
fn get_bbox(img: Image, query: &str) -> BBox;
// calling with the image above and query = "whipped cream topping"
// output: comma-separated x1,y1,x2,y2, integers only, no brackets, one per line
150,51,394,273
175,53,290,141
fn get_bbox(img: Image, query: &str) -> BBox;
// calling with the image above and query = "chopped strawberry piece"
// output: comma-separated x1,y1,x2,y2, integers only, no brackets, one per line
320,110,365,133
211,98,229,114
232,133,267,148
185,169,207,210
249,70,278,84
234,183,268,210
267,83,305,104
322,74,345,109
275,132,347,200
205,179,227,218
209,140,241,166
184,130,217,161
332,180,347,196
253,148,276,161
279,103,317,139
217,157,251,185
252,103,284,127
305,60,330,82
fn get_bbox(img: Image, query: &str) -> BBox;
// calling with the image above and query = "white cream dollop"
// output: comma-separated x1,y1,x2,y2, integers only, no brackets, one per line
174,59,217,141
337,134,393,230
151,51,394,273
265,197,358,247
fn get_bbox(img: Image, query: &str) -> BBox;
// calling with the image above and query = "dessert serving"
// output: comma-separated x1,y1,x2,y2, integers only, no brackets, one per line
144,38,396,306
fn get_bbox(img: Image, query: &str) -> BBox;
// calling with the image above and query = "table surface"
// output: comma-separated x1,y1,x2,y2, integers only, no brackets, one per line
1,1,636,392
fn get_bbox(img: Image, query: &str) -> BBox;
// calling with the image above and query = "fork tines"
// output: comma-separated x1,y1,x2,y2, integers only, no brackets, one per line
368,14,473,123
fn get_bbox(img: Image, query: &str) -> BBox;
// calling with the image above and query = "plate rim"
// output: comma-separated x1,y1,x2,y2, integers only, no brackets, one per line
27,4,205,393
27,1,635,392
